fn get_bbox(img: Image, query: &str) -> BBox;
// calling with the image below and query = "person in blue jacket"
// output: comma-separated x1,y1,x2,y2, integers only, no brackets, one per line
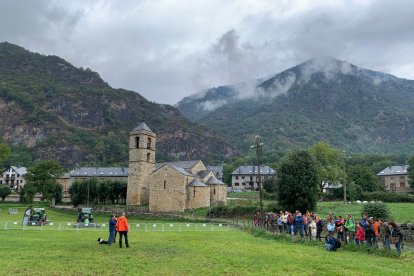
325,234,341,251
294,210,304,238
108,214,117,246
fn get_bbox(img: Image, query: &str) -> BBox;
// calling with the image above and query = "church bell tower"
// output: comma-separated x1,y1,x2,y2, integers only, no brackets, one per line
126,122,156,205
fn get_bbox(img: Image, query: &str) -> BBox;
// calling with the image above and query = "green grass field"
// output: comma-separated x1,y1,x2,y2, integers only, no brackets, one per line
1,226,413,275
0,204,413,275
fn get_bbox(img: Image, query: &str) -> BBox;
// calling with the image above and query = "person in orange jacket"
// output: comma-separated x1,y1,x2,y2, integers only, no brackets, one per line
116,212,129,248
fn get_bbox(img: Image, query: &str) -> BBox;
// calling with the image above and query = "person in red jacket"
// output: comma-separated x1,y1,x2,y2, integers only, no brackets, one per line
116,212,129,248
356,222,365,245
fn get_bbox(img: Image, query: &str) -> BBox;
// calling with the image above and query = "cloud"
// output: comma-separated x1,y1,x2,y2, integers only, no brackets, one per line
199,99,229,111
0,0,413,104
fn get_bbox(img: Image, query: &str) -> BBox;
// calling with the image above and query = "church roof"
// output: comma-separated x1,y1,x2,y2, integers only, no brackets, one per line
151,164,196,177
197,170,211,179
133,122,153,132
206,176,225,185
169,165,195,177
206,166,223,178
155,160,200,170
189,179,208,187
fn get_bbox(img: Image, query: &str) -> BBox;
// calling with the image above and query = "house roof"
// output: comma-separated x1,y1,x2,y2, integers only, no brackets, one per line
189,179,208,187
133,122,153,133
69,167,128,177
10,166,27,175
231,165,276,175
377,165,408,176
322,182,343,189
206,176,225,185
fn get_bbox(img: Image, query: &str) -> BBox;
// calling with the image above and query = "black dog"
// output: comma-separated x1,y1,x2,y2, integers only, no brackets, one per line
97,237,109,244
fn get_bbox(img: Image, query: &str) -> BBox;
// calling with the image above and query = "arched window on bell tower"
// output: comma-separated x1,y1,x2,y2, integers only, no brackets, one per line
135,137,140,149
147,137,151,149
147,152,151,162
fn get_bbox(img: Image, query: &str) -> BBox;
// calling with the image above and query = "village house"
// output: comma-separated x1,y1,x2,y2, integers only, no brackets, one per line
377,165,414,193
0,166,27,191
231,165,276,191
126,122,227,212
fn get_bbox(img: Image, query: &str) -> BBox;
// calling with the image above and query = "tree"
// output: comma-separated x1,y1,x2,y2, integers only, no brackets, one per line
0,143,11,166
408,156,414,188
347,165,379,198
308,142,345,193
0,185,12,201
19,182,37,203
26,160,64,201
277,150,319,213
361,202,390,220
263,178,277,194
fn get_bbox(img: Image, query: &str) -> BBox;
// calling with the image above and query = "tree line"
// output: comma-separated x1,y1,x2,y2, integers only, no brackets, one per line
68,178,127,206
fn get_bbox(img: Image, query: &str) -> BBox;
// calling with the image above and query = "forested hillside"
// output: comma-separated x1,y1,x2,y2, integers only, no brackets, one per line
177,57,414,154
0,42,236,168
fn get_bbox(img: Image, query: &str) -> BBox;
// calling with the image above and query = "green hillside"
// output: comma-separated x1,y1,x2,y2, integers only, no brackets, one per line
0,42,237,167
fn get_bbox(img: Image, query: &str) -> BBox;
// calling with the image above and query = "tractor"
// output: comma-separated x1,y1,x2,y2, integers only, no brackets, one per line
26,208,49,226
74,207,99,228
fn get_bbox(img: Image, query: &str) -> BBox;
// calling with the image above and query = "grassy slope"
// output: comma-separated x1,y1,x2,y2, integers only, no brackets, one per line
0,229,413,275
316,202,414,223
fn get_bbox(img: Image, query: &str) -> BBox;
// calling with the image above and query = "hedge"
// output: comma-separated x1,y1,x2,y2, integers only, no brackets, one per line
360,192,414,203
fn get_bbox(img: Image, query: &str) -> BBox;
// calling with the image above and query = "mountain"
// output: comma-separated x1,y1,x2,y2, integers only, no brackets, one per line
0,42,237,167
176,56,414,154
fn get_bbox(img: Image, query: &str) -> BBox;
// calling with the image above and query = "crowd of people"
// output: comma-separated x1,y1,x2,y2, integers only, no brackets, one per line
253,210,404,255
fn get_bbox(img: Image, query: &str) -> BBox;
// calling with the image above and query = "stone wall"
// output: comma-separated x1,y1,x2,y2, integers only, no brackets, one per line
399,223,414,241
186,186,210,209
210,184,227,205
149,166,192,212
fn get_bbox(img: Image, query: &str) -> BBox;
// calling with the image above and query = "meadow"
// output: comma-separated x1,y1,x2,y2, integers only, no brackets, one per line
226,192,414,223
0,204,413,275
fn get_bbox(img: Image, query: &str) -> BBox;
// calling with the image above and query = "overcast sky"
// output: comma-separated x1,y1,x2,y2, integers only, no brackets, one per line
1,0,413,104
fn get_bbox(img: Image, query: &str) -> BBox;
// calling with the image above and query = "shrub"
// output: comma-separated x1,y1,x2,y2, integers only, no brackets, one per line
0,185,12,201
360,192,414,203
361,202,390,220
265,202,281,212
207,205,257,218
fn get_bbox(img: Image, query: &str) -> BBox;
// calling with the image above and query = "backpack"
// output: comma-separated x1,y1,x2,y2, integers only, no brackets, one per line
334,238,342,249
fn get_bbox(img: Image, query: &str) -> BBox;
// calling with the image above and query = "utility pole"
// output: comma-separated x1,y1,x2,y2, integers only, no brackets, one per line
343,151,347,204
251,136,264,215
87,181,90,207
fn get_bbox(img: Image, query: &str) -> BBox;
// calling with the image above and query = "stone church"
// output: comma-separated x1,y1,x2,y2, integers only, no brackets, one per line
126,122,227,212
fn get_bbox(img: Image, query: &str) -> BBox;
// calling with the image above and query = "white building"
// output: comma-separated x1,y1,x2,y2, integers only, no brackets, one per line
0,166,27,191
231,165,276,191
